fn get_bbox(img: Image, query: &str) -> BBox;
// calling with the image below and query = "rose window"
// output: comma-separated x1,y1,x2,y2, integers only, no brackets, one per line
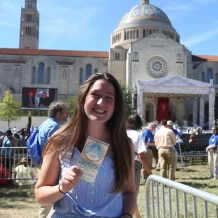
147,56,167,77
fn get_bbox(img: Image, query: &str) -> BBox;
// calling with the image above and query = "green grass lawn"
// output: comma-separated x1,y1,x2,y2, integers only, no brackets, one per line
0,162,217,218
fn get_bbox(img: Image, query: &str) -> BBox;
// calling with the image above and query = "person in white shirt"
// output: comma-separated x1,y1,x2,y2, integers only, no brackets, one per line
126,114,152,218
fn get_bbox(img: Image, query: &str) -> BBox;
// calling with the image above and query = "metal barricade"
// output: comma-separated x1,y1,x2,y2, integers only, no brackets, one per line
145,175,218,218
0,147,37,184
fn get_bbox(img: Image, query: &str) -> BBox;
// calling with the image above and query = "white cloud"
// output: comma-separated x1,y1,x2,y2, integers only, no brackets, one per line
195,0,217,3
163,3,197,21
0,2,21,27
182,26,218,47
164,4,195,11
38,1,102,47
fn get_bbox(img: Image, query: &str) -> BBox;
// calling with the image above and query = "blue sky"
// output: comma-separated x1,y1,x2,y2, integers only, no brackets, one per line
0,0,218,55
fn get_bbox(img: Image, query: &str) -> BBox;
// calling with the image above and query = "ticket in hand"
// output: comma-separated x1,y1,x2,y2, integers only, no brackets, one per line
78,136,110,183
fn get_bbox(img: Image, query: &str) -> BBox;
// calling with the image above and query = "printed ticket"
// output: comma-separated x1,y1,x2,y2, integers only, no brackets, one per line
78,136,110,183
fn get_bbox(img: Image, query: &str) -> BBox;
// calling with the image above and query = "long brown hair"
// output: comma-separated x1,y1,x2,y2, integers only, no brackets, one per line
43,73,133,192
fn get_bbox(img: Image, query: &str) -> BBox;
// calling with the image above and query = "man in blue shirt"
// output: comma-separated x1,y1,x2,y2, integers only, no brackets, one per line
142,122,157,181
37,100,68,218
206,126,218,180
177,126,183,136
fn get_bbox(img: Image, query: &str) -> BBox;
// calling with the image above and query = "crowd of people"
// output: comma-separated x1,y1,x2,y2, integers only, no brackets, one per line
0,72,217,218
0,127,37,186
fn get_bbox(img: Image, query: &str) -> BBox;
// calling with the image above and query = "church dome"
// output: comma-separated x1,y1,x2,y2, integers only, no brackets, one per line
111,1,180,49
119,3,172,27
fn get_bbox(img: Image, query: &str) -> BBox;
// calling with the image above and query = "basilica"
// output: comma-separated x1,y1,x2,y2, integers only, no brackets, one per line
0,0,218,127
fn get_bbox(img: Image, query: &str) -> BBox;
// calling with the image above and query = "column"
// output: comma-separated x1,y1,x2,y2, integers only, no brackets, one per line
137,86,143,118
192,97,197,126
199,95,205,127
209,88,215,128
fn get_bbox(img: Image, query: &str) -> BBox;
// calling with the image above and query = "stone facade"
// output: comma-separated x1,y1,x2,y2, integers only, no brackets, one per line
0,0,218,127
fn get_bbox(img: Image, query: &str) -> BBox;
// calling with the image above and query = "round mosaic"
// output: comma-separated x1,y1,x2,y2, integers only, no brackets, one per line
147,56,167,77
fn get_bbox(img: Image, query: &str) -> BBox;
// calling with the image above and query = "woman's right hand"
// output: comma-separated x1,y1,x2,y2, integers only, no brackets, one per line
59,166,83,193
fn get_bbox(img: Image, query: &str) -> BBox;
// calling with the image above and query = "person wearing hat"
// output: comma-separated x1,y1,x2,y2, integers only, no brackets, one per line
14,157,35,185
154,120,176,181
156,120,181,171
1,129,17,178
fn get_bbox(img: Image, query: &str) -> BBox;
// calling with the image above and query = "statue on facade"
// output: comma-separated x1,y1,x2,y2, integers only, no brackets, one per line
183,117,188,126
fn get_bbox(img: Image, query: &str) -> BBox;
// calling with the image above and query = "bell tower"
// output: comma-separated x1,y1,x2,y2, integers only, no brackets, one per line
19,0,39,49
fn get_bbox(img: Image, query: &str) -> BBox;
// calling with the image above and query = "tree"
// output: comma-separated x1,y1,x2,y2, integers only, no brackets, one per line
59,96,76,117
119,82,136,119
0,90,21,127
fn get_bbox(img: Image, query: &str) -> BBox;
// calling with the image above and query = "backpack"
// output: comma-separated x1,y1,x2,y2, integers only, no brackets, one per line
26,129,42,166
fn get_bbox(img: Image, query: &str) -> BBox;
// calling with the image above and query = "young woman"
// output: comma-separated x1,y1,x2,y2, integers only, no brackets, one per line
35,73,136,218
126,114,152,218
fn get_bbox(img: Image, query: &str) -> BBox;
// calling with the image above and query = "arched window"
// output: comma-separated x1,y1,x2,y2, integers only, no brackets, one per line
115,53,120,60
201,72,205,82
86,64,92,80
79,68,83,85
31,67,36,84
46,67,51,84
207,68,213,83
94,68,98,74
26,27,32,35
38,62,44,84
216,73,218,84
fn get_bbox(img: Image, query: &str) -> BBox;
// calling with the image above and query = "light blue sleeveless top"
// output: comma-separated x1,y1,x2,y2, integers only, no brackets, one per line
52,147,123,218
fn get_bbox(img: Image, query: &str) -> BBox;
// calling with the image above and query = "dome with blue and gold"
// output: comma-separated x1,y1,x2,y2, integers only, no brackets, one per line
119,1,172,27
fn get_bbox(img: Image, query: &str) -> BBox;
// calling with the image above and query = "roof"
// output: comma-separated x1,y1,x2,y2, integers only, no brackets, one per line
119,3,172,26
192,55,218,62
139,75,211,88
0,48,109,58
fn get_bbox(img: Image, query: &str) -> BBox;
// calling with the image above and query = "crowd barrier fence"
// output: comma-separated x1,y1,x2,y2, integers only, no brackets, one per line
0,147,38,182
145,175,218,218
